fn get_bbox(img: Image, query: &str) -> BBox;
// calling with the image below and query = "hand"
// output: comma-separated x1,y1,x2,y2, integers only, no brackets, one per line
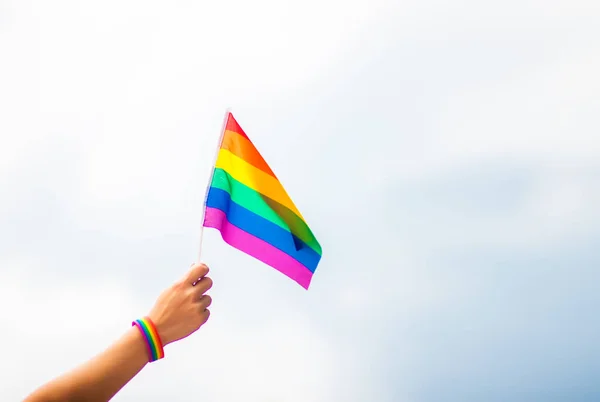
147,263,213,345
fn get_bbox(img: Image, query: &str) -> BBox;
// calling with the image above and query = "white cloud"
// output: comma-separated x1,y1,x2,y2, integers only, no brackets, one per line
0,256,140,400
517,167,600,241
0,0,396,239
139,315,338,402
0,256,340,402
368,31,600,186
3,0,600,400
436,50,600,163
358,14,600,249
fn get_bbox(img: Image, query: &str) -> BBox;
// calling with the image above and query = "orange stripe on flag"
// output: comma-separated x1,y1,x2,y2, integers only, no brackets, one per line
220,129,276,178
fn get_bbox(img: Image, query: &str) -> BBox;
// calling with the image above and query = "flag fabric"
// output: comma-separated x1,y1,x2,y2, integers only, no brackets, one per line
202,112,322,289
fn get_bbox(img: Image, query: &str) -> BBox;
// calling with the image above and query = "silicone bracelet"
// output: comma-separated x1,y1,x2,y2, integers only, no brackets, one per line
132,317,165,362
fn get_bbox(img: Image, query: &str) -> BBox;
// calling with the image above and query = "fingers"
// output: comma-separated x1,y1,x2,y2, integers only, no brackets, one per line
198,294,212,310
200,309,211,325
193,276,213,294
184,263,209,284
184,263,212,326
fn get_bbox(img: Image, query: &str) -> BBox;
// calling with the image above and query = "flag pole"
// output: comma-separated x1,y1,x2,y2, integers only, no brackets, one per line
197,107,231,264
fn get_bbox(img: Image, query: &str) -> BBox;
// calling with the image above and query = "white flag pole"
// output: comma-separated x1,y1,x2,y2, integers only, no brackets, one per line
197,107,231,265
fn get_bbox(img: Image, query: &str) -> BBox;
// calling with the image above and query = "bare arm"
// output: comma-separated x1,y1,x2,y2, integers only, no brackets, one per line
24,263,213,402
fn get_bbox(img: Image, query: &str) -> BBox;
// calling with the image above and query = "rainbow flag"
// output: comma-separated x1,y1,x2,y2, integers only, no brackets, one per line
202,112,322,289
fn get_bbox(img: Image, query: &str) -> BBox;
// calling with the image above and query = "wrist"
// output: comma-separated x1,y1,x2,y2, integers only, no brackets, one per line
147,314,176,346
131,317,165,362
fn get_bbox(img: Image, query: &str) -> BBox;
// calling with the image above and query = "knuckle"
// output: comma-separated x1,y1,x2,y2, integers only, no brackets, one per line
187,289,197,301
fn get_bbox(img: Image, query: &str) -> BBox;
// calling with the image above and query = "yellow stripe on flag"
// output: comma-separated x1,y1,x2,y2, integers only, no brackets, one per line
215,149,305,220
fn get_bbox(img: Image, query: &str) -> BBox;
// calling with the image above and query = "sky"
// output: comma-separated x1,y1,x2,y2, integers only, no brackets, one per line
1,0,600,401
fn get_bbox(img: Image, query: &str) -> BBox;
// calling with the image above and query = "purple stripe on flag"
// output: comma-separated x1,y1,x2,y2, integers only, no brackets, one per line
203,207,313,289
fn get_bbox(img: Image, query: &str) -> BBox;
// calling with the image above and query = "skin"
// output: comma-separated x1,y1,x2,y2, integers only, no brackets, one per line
24,263,213,402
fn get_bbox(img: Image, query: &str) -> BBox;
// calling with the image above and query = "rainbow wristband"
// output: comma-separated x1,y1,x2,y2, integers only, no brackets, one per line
132,317,165,362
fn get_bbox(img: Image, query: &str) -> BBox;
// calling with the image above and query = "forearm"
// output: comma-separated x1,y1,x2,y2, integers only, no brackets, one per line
25,327,149,402
23,263,212,402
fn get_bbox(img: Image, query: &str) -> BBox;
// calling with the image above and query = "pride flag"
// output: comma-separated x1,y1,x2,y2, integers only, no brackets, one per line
202,112,322,289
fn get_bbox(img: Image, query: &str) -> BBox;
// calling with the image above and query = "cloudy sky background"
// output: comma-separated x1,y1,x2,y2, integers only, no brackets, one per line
1,1,600,401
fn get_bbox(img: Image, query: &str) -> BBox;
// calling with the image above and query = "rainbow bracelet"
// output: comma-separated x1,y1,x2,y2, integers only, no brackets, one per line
132,317,165,362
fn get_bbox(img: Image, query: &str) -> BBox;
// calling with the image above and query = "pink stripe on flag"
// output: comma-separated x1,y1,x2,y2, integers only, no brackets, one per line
203,207,313,289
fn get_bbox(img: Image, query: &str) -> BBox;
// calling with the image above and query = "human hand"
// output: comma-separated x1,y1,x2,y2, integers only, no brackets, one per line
147,263,213,345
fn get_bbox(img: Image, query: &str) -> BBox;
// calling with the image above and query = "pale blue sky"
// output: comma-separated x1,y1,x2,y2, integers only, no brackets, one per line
1,1,599,401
